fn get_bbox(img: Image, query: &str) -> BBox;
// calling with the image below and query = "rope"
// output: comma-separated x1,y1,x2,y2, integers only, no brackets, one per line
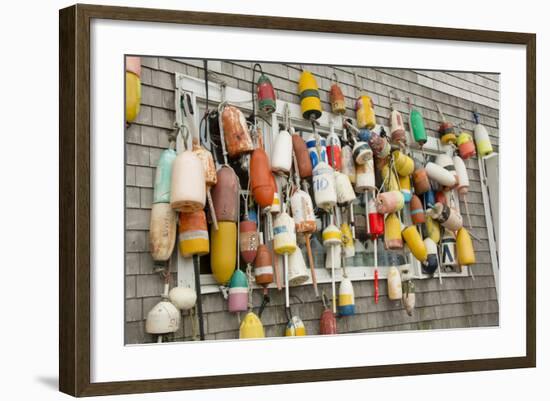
246,263,254,311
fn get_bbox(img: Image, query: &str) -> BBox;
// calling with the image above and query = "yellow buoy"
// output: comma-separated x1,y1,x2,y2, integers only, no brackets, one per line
381,165,399,192
392,151,414,177
456,228,476,265
210,222,237,285
402,226,427,262
298,71,322,120
125,71,141,123
239,312,265,339
384,213,403,250
285,316,307,336
356,95,376,129
425,216,441,244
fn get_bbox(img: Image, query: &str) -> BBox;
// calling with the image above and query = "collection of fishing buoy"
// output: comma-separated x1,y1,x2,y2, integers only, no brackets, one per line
141,62,486,341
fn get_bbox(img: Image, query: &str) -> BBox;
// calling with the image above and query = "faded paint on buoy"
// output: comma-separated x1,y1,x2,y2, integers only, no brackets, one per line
239,312,265,339
387,266,403,300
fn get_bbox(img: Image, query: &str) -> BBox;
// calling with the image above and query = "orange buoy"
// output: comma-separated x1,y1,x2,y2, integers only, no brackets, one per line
292,133,313,179
240,220,259,264
178,210,209,257
410,195,425,225
254,243,273,286
221,105,253,158
250,148,275,208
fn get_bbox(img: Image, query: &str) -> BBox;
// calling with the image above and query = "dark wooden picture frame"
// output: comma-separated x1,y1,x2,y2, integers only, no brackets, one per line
59,3,536,397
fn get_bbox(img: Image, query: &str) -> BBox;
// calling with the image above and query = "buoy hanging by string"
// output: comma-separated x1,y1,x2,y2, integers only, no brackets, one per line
220,104,254,159
388,89,407,146
329,73,346,115
456,123,476,160
354,72,376,129
298,70,322,121
319,293,337,334
408,97,427,146
252,63,277,115
178,210,209,257
227,269,249,313
323,222,343,313
472,110,494,157
338,277,355,316
292,131,313,179
436,103,457,145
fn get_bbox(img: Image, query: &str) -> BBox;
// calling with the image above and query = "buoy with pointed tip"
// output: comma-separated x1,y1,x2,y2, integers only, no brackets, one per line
298,70,322,120
210,222,237,285
178,210,209,257
250,148,275,208
272,130,293,175
423,238,439,274
387,266,403,300
149,203,177,261
227,269,249,313
168,287,197,311
456,228,476,265
385,213,403,250
221,105,253,158
211,166,239,222
239,312,265,339
145,299,180,335
312,162,337,211
170,151,206,213
338,278,356,316
402,225,427,263
285,315,307,336
292,133,313,179
441,229,457,267
473,111,493,157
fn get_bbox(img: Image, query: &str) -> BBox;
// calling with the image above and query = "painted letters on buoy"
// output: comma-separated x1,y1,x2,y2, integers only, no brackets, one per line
441,229,457,267
312,162,337,211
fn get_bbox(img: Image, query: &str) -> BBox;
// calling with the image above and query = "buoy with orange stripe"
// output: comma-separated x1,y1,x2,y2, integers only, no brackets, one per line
473,111,494,157
221,105,254,158
298,70,322,120
385,213,403,250
402,225,427,263
388,266,403,300
210,221,237,284
125,56,141,123
456,228,476,265
436,104,457,145
227,269,249,313
178,210,209,257
239,312,265,339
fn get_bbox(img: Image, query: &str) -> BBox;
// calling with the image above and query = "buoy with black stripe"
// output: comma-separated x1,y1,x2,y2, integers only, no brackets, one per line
211,221,237,285
435,154,458,187
352,141,373,165
227,269,249,313
239,312,265,339
330,74,347,115
429,202,463,231
441,229,457,267
423,237,439,274
402,225,427,263
178,210,209,257
456,228,476,266
385,213,403,250
125,56,141,123
298,70,322,120
338,278,355,316
436,104,457,145
473,111,493,157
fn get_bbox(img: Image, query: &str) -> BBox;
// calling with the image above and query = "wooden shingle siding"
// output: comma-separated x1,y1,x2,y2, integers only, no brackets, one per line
125,57,499,344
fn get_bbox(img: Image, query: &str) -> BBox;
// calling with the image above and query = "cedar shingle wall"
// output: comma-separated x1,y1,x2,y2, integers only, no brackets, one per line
125,57,499,344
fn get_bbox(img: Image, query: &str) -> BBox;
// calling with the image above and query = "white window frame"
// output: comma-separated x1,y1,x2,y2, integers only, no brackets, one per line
174,73,477,294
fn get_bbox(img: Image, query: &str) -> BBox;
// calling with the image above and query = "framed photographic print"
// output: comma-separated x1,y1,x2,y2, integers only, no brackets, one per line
59,3,536,397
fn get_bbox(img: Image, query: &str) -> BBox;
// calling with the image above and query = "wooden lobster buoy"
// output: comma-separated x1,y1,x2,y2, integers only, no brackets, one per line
240,220,259,264
341,145,356,184
329,78,346,115
254,243,274,286
423,237,439,274
352,141,373,165
473,111,494,157
256,72,277,114
402,225,427,263
272,130,293,175
436,104,457,145
288,248,310,286
341,223,355,258
210,222,237,284
408,98,427,145
227,269,249,313
153,146,177,203
285,315,306,336
250,148,275,208
425,162,456,188
292,133,313,179
387,266,403,300
456,228,476,265
355,159,375,193
412,164,431,194
178,210,209,257
305,133,327,169
402,280,416,316
335,172,356,205
170,151,206,212
239,312,265,339
290,189,316,233
211,166,239,222
299,70,322,120
221,105,253,158
441,229,457,267
320,297,337,335
424,215,441,244
385,213,403,250
429,202,463,231
376,191,405,214
454,155,470,195
145,299,180,335
356,95,376,129
457,131,476,160
168,287,197,311
435,154,458,186
368,132,391,159
338,278,356,316
393,151,414,177
389,91,406,145
327,129,342,171
410,194,425,224
424,189,436,209
399,175,412,203
312,162,337,211
368,197,384,239
273,212,297,255
149,203,177,261
435,191,447,206
125,68,141,122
